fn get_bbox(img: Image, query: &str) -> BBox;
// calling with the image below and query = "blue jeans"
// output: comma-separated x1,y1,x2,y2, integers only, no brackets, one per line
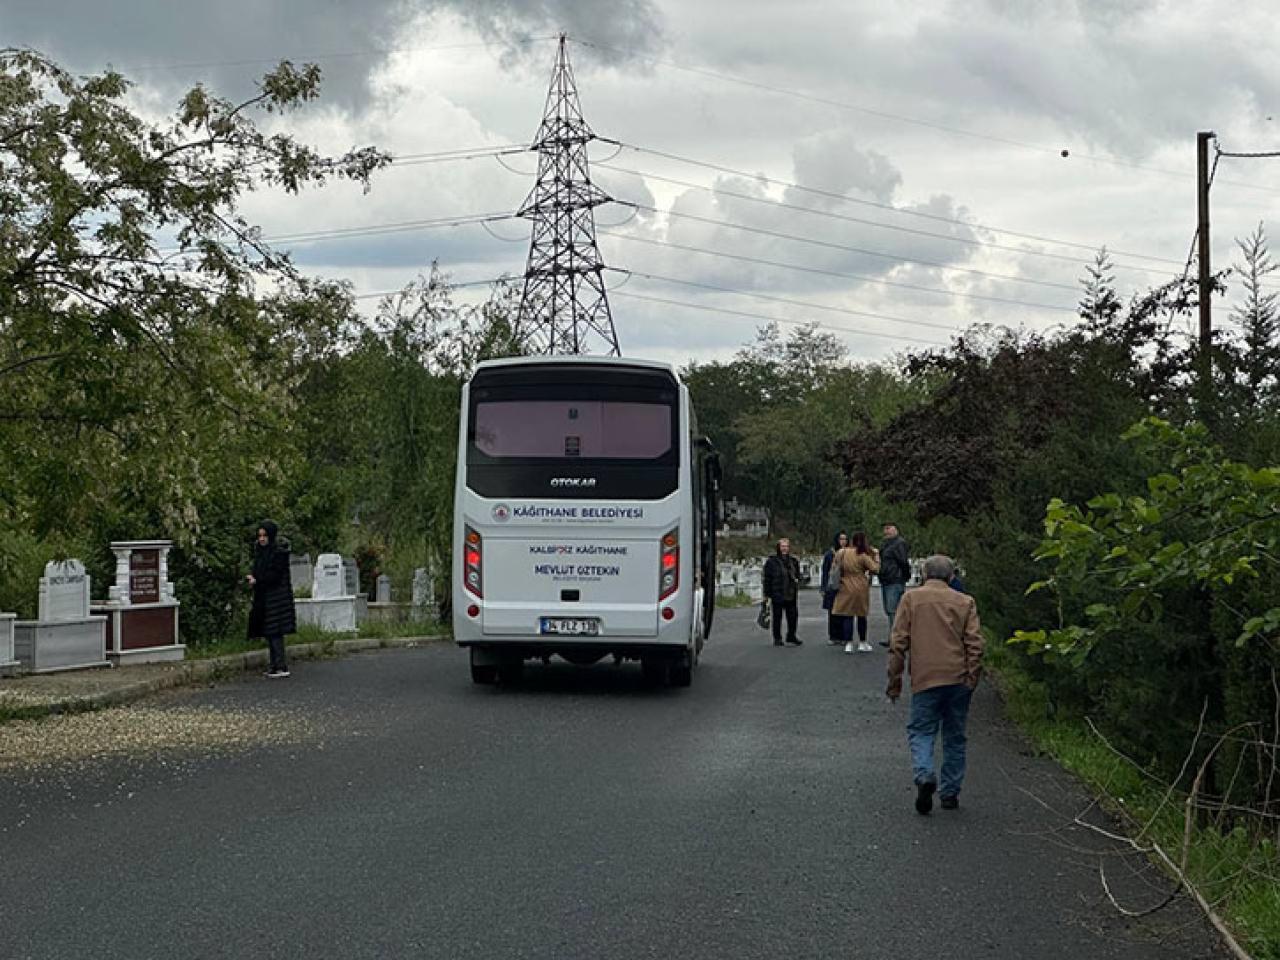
881,582,906,633
907,683,973,798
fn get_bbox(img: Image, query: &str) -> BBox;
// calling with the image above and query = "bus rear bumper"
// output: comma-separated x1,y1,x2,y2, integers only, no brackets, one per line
457,638,689,665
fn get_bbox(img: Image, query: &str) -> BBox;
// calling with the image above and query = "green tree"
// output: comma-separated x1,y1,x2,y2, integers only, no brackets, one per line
0,49,387,637
1230,223,1280,406
1078,247,1123,331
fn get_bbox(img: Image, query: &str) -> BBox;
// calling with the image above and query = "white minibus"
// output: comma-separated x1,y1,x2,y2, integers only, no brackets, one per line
452,356,720,686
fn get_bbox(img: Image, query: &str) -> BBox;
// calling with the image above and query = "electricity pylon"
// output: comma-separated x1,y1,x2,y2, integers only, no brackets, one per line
516,34,620,356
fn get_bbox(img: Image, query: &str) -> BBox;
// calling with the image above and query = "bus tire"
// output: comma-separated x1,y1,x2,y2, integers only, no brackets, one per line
498,661,525,685
641,657,667,686
471,663,498,685
669,652,693,688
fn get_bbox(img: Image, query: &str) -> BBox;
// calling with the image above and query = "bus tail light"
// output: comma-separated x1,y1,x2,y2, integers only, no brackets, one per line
464,526,483,598
659,528,679,600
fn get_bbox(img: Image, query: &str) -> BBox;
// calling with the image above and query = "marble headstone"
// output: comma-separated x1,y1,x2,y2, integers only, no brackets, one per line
289,553,313,592
38,560,91,622
411,568,432,609
375,574,392,604
312,554,345,600
342,557,359,598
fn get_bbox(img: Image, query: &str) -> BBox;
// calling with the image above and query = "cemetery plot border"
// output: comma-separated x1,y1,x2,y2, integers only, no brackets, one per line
13,560,108,674
0,613,18,677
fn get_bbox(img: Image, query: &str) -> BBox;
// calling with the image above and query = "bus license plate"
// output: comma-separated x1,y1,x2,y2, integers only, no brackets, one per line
540,617,601,636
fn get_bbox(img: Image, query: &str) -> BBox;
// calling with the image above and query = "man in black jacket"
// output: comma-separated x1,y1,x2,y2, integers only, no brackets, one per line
879,523,911,648
762,538,802,647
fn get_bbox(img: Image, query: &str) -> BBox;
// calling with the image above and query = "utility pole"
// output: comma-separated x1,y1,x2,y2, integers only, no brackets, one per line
1196,130,1215,399
516,35,621,356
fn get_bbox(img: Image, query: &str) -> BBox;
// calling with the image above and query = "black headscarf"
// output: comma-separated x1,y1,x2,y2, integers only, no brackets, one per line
253,519,280,579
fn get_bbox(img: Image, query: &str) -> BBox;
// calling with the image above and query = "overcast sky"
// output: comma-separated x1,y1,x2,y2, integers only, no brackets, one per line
5,0,1279,366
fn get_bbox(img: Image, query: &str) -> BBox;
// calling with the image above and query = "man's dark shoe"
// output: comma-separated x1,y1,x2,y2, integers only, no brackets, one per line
786,637,802,646
915,780,936,815
773,639,784,646
878,640,890,648
940,796,959,810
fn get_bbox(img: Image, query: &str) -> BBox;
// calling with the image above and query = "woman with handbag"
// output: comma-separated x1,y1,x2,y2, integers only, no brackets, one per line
820,531,848,644
832,531,880,654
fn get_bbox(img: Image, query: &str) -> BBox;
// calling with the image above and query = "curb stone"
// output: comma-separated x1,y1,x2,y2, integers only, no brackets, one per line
0,635,449,723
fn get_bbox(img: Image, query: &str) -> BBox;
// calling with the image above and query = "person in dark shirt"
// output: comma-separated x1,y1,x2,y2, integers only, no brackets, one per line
762,538,803,646
878,523,911,647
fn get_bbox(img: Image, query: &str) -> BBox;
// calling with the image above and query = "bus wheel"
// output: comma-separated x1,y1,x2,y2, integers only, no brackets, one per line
470,649,497,684
640,657,667,686
498,661,525,685
669,652,693,688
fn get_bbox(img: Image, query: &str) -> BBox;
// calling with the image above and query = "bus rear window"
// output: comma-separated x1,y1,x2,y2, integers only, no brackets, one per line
473,401,672,460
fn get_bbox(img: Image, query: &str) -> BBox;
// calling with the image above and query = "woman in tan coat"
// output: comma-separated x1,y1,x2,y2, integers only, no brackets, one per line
832,531,880,653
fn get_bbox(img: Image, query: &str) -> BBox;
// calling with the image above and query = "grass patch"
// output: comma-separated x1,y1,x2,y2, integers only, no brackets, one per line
716,591,760,609
186,618,444,660
991,646,1280,959
356,618,447,640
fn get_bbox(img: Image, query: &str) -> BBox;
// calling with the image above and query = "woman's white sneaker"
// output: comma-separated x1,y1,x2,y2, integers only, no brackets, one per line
843,642,854,654
857,642,873,652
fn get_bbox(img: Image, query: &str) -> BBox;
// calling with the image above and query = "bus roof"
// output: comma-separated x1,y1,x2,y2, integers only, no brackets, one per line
473,355,680,378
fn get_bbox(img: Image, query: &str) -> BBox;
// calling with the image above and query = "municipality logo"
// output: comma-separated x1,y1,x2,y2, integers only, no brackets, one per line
491,503,511,523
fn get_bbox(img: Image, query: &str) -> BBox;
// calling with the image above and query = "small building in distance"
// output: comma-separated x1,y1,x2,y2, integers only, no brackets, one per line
721,497,769,539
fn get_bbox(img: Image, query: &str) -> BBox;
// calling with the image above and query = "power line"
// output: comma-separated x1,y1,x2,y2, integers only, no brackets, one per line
1215,147,1280,160
351,275,514,300
571,36,1280,196
348,277,949,348
112,36,560,74
388,145,531,166
623,201,1082,292
371,138,1223,281
262,212,519,246
610,290,950,347
595,160,1185,279
596,229,1077,313
607,267,965,333
253,205,1083,315
599,140,1189,267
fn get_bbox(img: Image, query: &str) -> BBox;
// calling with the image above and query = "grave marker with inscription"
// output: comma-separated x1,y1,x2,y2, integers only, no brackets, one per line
39,560,91,622
296,552,357,632
312,554,345,600
96,541,183,664
14,558,107,673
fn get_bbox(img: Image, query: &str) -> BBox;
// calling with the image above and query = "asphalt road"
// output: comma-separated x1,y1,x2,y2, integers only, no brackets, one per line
1,596,1224,959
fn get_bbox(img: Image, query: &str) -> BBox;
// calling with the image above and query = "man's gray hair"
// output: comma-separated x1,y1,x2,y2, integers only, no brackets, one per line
923,555,955,582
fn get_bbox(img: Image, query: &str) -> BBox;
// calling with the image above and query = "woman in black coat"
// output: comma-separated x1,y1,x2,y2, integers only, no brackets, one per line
820,531,848,644
247,520,297,678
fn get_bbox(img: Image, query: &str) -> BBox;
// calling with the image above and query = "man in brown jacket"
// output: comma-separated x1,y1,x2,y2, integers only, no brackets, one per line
886,555,985,814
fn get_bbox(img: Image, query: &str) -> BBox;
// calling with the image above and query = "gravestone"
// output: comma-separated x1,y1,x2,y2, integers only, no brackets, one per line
13,559,107,673
289,553,313,594
312,554,345,600
411,568,432,611
0,612,16,676
295,553,357,633
96,540,183,664
342,558,368,624
375,574,392,604
40,559,91,622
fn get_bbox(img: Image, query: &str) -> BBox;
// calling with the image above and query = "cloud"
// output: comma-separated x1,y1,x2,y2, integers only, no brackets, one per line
0,0,665,109
790,131,902,205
